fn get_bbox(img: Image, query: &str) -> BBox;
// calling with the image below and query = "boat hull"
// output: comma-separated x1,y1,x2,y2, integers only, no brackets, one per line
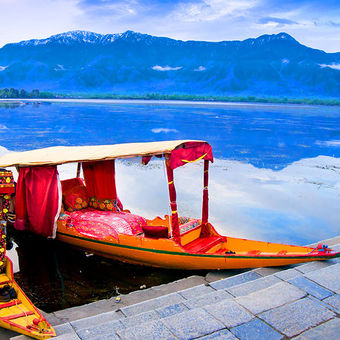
56,230,340,270
0,257,56,339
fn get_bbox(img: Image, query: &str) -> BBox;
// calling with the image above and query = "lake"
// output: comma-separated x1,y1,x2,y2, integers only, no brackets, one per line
1,99,340,311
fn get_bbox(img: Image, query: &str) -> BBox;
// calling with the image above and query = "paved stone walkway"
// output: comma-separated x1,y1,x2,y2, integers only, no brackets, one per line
11,236,340,339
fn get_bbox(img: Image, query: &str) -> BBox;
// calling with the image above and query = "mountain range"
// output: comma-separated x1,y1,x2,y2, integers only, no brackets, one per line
0,30,339,98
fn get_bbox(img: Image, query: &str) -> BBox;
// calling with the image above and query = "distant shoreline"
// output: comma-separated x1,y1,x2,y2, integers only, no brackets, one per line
1,97,339,108
0,88,339,106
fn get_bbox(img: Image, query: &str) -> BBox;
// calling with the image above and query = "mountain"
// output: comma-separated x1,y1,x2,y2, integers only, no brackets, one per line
0,30,339,97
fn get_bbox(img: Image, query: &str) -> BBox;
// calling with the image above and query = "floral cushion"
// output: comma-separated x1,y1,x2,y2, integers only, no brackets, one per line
63,185,90,212
89,197,120,212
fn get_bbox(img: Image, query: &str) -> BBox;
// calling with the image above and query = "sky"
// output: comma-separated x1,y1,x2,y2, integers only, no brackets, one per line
0,0,339,52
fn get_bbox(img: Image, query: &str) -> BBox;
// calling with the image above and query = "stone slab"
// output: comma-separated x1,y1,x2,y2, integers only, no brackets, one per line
205,269,246,283
53,299,117,323
54,334,81,340
183,290,232,309
198,329,237,339
76,320,122,340
163,308,225,340
288,276,333,300
178,284,214,300
253,267,282,277
295,261,332,274
70,310,123,331
54,323,79,337
227,275,281,297
292,317,340,340
150,275,208,295
304,263,340,293
209,271,261,290
120,292,185,317
259,297,335,337
156,302,189,318
204,299,254,328
120,310,160,328
274,268,302,281
323,294,340,313
236,282,306,314
230,317,283,340
117,320,176,340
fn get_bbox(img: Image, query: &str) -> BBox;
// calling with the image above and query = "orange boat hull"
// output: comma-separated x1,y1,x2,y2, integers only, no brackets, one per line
56,222,340,270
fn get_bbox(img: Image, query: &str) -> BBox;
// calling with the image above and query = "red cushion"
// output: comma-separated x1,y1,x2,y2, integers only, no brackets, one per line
61,178,84,192
142,225,168,239
63,185,89,212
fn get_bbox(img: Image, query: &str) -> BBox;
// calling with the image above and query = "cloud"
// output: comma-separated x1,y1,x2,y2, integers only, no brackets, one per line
319,63,340,70
152,65,182,71
0,66,8,71
258,17,298,26
54,64,65,71
194,66,206,71
316,140,340,147
151,128,178,133
172,0,257,23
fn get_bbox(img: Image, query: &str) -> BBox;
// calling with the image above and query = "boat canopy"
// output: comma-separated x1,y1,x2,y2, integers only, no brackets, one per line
0,140,213,168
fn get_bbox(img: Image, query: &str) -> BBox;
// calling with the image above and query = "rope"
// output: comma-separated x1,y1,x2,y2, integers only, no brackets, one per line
15,299,29,326
182,153,207,163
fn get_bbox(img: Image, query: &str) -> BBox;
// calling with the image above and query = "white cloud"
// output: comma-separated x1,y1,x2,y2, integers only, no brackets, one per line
0,66,8,71
194,66,206,71
316,140,340,147
319,63,340,70
173,0,257,23
54,64,65,71
152,65,182,71
151,128,178,133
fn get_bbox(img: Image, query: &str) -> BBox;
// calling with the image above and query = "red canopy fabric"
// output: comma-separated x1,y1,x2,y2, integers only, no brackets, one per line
82,160,123,210
169,142,213,170
15,166,61,238
82,160,117,199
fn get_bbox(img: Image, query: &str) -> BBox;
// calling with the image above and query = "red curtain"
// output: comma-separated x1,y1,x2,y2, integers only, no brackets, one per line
169,142,213,170
15,166,61,238
165,157,181,245
82,160,123,210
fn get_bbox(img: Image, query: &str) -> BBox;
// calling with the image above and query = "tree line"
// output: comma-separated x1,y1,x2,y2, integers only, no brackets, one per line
0,88,55,98
0,88,339,106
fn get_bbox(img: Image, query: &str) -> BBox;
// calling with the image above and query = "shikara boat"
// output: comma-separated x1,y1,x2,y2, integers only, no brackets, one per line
0,257,56,339
0,170,55,339
0,140,338,270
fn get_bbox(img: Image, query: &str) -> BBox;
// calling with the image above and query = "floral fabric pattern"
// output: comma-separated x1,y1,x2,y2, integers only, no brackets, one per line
63,185,89,212
62,207,145,240
89,197,120,212
179,219,200,235
0,171,15,194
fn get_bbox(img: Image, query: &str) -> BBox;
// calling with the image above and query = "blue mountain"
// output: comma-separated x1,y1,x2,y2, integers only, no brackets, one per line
0,30,339,97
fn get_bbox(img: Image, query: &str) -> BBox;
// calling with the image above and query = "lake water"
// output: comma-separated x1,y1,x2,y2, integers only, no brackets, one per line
1,100,340,169
1,100,340,311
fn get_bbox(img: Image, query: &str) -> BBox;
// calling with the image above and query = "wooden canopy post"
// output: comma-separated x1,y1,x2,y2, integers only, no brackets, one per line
165,156,181,245
202,159,209,224
76,163,81,178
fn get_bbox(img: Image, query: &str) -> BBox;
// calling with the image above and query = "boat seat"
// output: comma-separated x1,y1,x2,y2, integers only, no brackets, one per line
184,236,225,253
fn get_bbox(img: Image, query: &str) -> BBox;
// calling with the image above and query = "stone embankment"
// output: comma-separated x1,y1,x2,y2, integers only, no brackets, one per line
10,236,340,339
